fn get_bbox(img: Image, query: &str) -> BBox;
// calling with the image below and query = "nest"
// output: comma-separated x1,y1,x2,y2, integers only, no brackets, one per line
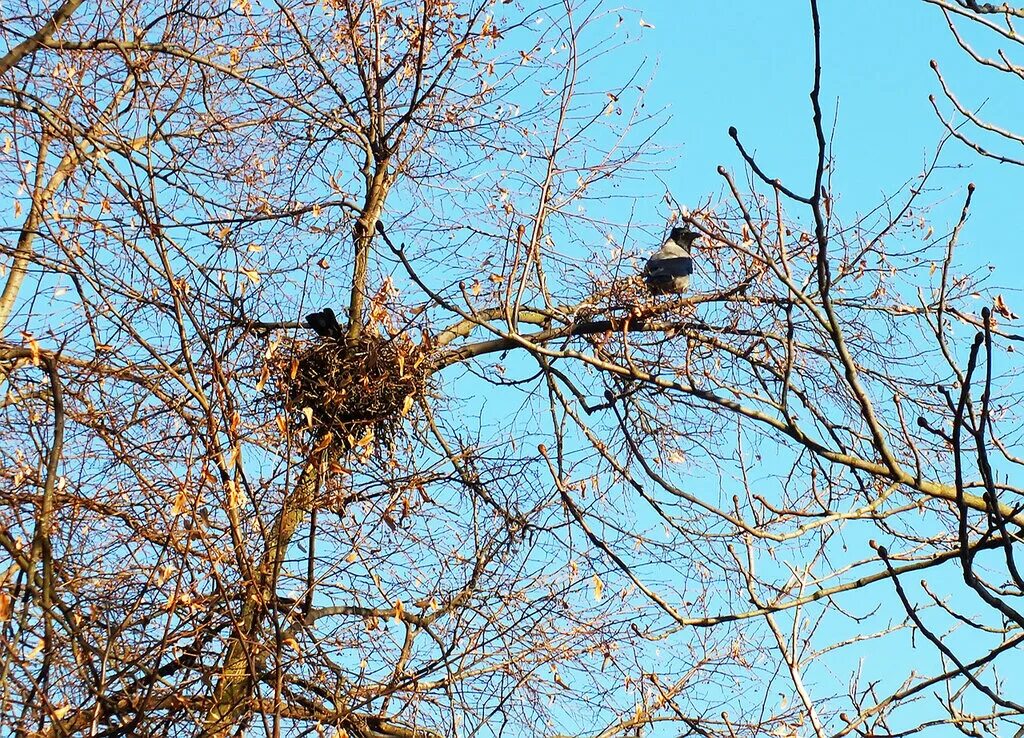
605,274,652,308
583,274,689,320
271,331,429,453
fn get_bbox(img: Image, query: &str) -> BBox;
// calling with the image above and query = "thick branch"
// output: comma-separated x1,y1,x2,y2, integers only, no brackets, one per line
0,0,84,76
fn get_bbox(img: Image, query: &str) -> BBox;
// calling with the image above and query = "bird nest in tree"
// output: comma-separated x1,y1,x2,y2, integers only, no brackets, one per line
592,275,678,314
605,274,651,307
270,332,430,453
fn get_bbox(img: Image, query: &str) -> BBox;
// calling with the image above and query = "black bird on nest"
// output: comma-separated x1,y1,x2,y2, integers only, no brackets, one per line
305,308,344,339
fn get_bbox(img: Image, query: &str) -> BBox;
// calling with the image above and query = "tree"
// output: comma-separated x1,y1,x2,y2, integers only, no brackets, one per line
1,1,1022,737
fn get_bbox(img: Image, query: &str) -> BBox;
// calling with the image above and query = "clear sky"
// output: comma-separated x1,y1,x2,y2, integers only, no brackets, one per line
546,3,1024,732
629,2,1023,284
7,2,1021,734
408,4,1024,731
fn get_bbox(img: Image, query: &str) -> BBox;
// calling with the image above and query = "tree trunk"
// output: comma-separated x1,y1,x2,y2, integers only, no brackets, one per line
346,160,392,344
203,455,324,736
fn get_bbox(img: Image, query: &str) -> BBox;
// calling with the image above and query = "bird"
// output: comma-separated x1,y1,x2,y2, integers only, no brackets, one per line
644,227,697,295
305,308,343,338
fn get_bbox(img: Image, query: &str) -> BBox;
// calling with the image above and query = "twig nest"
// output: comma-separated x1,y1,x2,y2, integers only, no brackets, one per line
590,274,693,318
270,331,429,453
608,274,651,306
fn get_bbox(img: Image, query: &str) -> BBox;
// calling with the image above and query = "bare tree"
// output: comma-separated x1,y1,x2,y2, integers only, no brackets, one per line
1,1,1023,737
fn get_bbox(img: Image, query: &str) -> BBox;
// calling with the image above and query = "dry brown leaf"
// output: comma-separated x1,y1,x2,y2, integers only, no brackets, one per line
171,488,189,516
256,364,270,392
993,294,1018,320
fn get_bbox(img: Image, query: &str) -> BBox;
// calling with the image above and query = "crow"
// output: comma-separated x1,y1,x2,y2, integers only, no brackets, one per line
305,308,343,338
645,227,698,295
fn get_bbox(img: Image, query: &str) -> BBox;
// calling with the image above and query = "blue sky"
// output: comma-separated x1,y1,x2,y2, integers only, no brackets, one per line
523,3,1024,733
6,2,1022,734
383,3,1024,731
631,2,1023,282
